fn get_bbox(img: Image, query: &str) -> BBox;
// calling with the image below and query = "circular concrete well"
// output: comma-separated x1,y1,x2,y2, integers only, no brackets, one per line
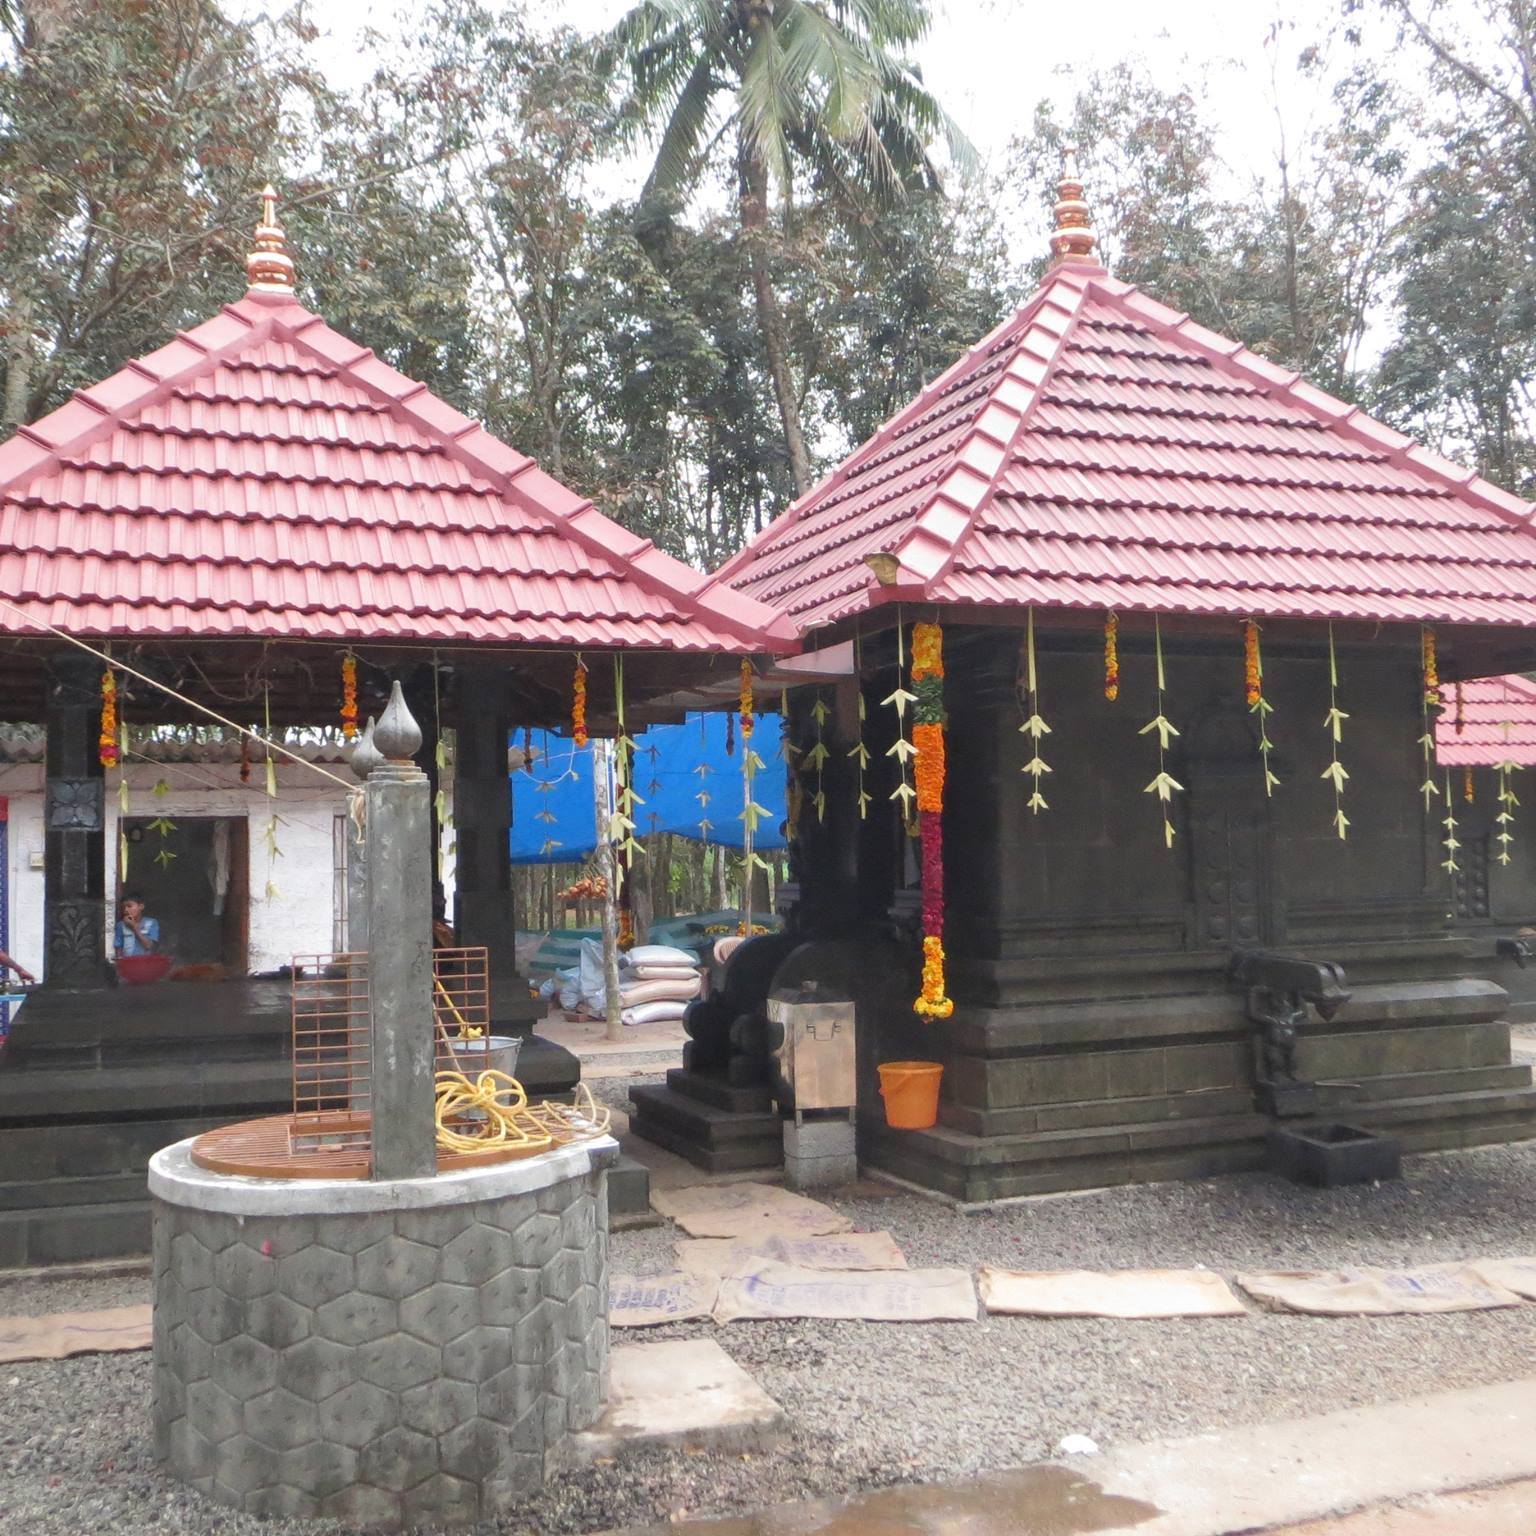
149,1134,617,1527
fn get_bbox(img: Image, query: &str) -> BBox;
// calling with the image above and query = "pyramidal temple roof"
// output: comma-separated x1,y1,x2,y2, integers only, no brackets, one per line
0,191,794,654
1436,675,1536,768
712,161,1536,637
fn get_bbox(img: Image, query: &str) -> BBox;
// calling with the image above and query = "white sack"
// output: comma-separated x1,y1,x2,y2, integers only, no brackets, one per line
626,944,699,968
623,1000,690,1027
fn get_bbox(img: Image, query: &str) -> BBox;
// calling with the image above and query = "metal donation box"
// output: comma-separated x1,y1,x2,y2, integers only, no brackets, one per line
767,981,856,1121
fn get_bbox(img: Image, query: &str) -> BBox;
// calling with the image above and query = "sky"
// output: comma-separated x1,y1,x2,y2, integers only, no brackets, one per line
238,0,1360,267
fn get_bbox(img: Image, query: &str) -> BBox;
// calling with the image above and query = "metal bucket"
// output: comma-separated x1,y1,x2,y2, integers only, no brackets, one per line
447,1033,522,1080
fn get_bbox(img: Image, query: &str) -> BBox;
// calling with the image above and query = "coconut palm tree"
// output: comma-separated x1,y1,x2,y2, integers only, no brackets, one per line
606,0,970,496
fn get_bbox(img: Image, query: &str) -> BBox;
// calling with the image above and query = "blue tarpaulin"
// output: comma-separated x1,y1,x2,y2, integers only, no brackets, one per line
510,712,787,865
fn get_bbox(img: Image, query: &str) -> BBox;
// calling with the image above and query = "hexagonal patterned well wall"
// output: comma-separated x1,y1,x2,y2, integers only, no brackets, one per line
150,1138,614,1528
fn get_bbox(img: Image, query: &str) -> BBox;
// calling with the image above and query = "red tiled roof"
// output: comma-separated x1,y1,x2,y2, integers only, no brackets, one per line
0,291,795,653
1436,676,1536,767
712,263,1536,634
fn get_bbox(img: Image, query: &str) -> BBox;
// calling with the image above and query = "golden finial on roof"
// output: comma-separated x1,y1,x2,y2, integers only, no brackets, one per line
1050,147,1100,268
245,184,296,294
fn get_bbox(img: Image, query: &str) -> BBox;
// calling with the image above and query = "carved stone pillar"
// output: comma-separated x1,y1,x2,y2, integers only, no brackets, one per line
44,652,108,988
365,684,436,1181
452,666,526,1023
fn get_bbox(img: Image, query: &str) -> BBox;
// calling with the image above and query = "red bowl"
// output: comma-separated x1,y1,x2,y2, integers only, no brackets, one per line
115,954,172,985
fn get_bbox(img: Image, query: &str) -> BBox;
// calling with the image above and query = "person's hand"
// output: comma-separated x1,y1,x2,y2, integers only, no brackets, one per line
15,966,35,984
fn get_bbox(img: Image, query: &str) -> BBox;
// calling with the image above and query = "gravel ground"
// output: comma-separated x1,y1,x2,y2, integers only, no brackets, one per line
7,1131,1536,1535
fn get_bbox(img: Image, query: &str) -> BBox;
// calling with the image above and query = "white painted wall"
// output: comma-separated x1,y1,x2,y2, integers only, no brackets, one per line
0,760,351,977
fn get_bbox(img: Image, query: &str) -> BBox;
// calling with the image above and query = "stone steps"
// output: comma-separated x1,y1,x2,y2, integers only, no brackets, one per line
627,1083,782,1173
943,1064,1533,1138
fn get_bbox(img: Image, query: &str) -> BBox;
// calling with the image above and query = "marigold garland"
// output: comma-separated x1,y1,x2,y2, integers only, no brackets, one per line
1421,626,1440,709
912,721,946,812
911,621,952,1020
739,659,755,739
99,670,119,767
1242,620,1279,796
572,658,588,749
1103,612,1119,701
340,654,359,740
1463,766,1475,804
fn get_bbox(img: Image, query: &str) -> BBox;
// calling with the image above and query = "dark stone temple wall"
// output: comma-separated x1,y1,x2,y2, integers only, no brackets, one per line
778,622,1536,1202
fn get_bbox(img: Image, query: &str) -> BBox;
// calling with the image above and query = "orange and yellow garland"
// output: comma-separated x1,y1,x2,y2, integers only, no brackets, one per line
911,622,952,1019
572,658,588,748
739,659,755,739
1422,626,1440,708
99,670,119,767
1104,612,1119,701
340,654,359,740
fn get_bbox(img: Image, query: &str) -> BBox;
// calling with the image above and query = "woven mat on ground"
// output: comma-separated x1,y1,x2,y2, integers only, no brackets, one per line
609,1272,720,1328
650,1181,852,1239
676,1231,908,1277
1235,1264,1524,1315
713,1262,976,1323
0,1304,152,1363
979,1267,1246,1318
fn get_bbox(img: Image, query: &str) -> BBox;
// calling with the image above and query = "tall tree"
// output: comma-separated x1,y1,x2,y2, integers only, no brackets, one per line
603,0,969,495
0,0,311,424
1370,0,1536,489
1008,51,1402,400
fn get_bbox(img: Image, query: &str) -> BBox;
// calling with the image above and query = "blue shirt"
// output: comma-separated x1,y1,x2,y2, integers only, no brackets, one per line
115,917,160,956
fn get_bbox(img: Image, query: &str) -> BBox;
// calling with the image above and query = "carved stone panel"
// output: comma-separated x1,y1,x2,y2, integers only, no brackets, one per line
46,897,106,986
1193,795,1270,948
46,777,104,831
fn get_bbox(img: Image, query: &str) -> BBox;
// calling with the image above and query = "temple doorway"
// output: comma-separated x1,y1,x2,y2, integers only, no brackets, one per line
117,816,250,972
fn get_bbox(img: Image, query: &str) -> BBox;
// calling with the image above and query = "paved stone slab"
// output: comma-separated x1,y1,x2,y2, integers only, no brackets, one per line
603,1376,1536,1535
562,1339,784,1463
1274,1477,1536,1535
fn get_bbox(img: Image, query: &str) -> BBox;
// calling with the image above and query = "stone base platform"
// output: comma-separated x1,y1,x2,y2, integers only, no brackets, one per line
862,976,1536,1204
150,1132,616,1527
628,1069,782,1173
0,978,579,1268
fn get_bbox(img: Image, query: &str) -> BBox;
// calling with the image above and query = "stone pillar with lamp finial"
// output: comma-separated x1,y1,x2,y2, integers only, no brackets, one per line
364,683,436,1179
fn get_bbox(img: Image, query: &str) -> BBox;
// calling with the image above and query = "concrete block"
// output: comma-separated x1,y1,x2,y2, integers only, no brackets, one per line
783,1117,857,1190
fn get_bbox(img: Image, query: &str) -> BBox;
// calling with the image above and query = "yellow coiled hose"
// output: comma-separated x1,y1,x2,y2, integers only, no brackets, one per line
432,1069,611,1154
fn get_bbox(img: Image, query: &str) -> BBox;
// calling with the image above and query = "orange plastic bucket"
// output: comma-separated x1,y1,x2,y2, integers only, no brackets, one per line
877,1060,944,1130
